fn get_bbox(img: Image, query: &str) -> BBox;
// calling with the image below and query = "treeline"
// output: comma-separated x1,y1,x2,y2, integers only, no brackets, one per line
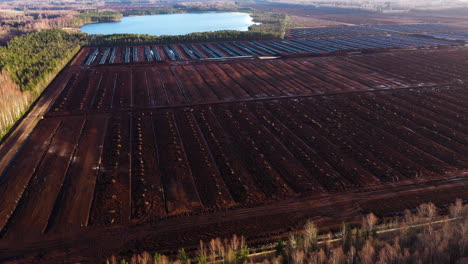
73,10,123,26
121,5,255,15
173,4,244,12
249,12,289,38
0,29,85,92
89,30,279,46
0,29,84,139
1,10,123,32
121,8,184,16
108,200,468,264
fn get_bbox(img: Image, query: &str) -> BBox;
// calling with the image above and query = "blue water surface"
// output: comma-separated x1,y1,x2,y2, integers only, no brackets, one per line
80,12,257,36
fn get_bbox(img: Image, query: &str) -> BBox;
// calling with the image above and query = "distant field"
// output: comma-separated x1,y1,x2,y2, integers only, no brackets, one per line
244,3,468,27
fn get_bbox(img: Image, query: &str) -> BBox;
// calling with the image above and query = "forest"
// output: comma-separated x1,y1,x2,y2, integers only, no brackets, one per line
121,8,184,16
249,12,288,38
0,29,85,92
0,29,84,139
89,30,279,46
74,10,123,25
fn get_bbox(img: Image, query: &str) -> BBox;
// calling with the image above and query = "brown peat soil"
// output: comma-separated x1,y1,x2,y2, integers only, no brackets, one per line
0,44,467,263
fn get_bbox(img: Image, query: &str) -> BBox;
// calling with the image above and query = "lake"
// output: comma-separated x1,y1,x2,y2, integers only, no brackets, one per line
80,12,257,36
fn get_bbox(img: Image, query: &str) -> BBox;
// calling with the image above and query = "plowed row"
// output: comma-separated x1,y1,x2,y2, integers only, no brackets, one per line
1,84,467,240
0,48,467,263
50,48,468,117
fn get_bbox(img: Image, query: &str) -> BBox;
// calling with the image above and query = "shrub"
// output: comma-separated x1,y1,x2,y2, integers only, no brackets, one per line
107,200,468,264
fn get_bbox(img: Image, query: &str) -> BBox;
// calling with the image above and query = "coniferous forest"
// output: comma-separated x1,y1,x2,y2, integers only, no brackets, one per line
0,29,84,138
0,29,84,92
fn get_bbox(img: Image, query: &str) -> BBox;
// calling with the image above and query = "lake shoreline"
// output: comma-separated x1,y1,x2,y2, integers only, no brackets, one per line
80,12,259,36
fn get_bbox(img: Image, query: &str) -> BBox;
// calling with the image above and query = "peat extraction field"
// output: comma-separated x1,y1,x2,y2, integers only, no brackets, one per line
0,44,467,262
